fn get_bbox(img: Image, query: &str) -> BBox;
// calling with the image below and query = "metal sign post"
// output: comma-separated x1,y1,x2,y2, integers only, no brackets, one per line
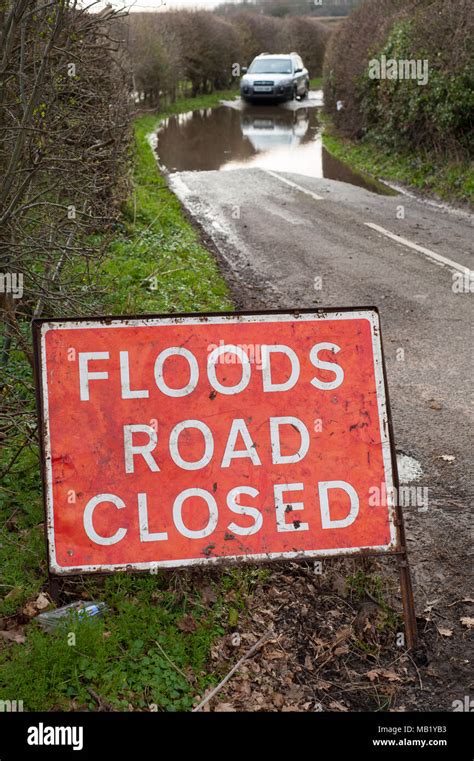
33,307,418,648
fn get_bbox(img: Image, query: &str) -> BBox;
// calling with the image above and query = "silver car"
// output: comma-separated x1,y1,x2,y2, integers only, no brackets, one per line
240,52,310,104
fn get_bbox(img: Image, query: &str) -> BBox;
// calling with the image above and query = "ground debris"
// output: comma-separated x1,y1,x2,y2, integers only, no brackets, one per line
201,558,417,712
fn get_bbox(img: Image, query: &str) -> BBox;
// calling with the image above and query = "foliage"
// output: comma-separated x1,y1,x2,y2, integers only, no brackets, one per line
128,9,331,106
324,0,473,163
322,115,474,206
358,17,474,158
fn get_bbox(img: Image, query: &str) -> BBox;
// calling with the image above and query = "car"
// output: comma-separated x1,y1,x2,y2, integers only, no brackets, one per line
240,52,310,104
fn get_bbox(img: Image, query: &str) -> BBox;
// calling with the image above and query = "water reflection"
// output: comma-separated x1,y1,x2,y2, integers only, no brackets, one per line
156,100,394,195
240,106,311,151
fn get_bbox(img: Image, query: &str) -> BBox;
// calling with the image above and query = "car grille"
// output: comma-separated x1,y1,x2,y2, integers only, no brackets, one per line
253,81,274,86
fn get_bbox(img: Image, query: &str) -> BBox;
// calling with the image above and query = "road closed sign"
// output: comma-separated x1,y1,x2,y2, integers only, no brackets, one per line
34,309,400,575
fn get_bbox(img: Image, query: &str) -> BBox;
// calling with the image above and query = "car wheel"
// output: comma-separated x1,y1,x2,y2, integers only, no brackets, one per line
292,84,298,101
301,82,309,99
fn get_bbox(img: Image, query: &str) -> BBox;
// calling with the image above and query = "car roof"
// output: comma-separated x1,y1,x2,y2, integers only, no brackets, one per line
254,53,295,59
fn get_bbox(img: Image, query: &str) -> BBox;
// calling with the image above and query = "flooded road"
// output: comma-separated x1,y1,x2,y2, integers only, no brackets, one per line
164,90,473,713
156,93,393,195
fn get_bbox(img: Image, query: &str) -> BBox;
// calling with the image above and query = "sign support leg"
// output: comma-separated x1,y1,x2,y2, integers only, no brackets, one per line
398,554,418,650
48,573,61,605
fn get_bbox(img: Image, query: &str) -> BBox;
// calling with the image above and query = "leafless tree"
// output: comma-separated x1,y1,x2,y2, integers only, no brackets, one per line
0,0,131,469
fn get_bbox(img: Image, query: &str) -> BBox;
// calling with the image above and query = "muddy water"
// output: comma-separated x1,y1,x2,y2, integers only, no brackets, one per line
156,95,394,196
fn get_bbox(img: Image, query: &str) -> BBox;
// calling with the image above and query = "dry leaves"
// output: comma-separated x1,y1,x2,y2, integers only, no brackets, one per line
214,702,236,712
177,614,197,633
366,669,402,683
460,617,474,629
199,563,408,712
437,627,454,637
0,628,25,644
328,700,349,712
23,592,51,618
201,586,217,605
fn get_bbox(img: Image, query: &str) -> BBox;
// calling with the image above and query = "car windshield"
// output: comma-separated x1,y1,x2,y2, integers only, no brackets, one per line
249,58,292,75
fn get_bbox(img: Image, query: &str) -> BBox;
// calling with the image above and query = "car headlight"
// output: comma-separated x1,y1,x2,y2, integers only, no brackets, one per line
279,79,292,87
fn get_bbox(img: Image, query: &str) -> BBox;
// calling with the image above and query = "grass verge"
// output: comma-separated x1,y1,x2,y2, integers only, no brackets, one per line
322,115,473,207
0,89,242,712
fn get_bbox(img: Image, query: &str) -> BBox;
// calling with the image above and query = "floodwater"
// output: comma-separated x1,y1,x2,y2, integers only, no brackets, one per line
156,92,394,196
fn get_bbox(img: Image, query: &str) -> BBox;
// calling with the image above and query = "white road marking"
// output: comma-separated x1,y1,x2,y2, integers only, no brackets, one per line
263,169,323,201
365,222,470,275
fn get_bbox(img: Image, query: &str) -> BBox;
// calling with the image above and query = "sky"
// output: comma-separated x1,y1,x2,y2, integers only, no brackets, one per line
91,0,228,10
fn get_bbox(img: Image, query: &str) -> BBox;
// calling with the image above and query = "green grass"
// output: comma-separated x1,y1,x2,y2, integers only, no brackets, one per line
0,88,241,712
309,77,323,89
321,115,473,207
95,91,236,315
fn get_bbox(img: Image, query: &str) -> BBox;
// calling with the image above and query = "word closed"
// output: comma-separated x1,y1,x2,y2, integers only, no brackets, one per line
34,310,399,574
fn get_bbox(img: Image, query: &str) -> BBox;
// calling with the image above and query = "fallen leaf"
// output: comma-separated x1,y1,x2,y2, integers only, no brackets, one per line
460,617,474,629
329,572,348,597
380,670,402,682
23,601,38,618
214,702,235,712
329,700,348,712
429,401,442,410
272,692,285,708
316,680,332,691
332,626,352,645
35,592,50,610
263,650,283,662
439,455,455,462
366,668,402,682
201,586,217,605
367,669,380,682
0,629,26,644
437,627,453,637
230,632,241,647
177,614,197,633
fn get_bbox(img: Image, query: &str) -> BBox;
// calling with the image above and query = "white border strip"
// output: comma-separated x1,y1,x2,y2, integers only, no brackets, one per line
38,310,398,574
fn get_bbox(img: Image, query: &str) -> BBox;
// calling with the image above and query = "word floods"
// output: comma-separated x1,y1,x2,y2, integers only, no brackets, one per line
34,310,400,574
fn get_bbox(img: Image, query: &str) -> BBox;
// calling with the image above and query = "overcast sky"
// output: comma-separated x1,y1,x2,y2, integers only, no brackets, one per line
91,0,227,10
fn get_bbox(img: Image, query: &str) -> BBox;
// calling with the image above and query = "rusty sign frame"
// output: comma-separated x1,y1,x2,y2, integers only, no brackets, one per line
32,306,418,649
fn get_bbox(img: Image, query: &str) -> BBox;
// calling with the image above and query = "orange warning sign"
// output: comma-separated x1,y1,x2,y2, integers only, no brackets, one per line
34,309,399,575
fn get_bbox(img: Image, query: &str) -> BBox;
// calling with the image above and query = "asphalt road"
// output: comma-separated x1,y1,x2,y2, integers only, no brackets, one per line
169,165,473,636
